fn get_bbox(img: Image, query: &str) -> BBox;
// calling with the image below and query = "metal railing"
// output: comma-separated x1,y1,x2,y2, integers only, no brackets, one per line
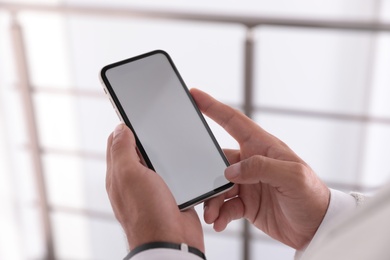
1,2,390,260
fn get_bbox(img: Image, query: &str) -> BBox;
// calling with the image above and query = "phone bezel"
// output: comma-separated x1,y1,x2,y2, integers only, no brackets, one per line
100,50,234,210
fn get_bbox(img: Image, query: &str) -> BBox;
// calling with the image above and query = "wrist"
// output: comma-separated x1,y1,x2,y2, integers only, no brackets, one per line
123,218,205,253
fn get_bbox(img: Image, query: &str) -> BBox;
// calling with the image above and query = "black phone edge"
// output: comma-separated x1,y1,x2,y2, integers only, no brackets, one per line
100,51,161,172
178,182,234,211
100,49,234,210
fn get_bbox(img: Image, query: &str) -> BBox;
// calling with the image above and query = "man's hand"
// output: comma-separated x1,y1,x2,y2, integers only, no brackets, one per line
191,88,330,250
106,124,204,252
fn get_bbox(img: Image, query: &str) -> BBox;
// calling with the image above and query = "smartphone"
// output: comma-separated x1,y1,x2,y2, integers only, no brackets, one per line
100,50,233,210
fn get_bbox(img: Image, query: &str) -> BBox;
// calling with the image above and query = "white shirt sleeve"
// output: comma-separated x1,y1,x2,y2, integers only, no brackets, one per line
130,248,203,260
294,188,357,260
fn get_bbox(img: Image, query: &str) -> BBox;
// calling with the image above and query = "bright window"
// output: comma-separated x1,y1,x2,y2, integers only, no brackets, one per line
1,1,390,259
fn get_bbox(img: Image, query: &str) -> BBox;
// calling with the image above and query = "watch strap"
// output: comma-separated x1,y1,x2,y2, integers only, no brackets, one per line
124,241,206,260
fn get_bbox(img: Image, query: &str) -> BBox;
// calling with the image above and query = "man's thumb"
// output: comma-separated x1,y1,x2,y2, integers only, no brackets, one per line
113,123,125,138
111,124,138,165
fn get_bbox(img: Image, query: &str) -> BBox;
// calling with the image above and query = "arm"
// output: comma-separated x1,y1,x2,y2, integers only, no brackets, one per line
106,124,204,259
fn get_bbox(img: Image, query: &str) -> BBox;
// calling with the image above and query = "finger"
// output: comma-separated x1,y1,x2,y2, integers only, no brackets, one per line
190,88,262,145
225,155,309,189
204,194,225,224
223,149,241,164
110,124,146,182
213,197,245,232
204,184,239,224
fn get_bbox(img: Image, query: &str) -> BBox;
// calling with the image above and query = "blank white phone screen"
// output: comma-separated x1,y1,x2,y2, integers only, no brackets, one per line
104,52,229,206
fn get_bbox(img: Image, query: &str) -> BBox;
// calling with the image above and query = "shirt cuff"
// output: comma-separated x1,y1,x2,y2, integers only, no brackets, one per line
295,188,357,259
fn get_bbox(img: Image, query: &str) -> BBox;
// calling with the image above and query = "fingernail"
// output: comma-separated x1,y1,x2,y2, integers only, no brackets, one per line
225,163,240,179
113,124,124,138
